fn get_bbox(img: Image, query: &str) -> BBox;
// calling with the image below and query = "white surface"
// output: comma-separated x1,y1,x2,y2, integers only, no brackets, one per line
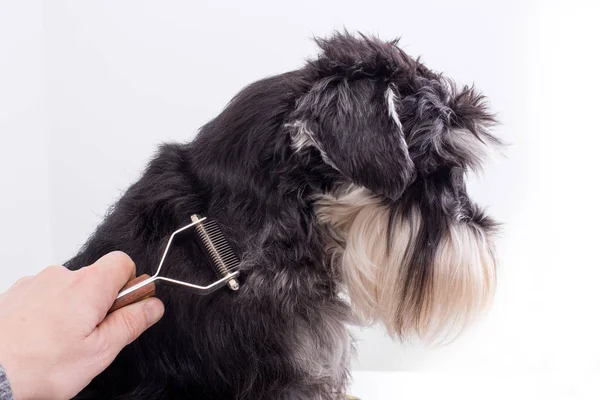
1,1,600,398
0,0,52,280
348,371,599,400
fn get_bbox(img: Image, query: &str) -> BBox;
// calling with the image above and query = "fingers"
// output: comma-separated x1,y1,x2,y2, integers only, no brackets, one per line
88,297,164,365
76,251,137,312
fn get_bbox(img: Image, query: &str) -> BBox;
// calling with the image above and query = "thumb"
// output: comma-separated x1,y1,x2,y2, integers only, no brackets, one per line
89,298,164,363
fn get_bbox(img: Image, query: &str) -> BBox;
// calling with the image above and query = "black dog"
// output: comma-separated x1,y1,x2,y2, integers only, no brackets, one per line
68,32,499,399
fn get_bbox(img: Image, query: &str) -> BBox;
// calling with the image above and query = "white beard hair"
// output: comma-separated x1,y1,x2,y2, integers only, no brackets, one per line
316,186,496,343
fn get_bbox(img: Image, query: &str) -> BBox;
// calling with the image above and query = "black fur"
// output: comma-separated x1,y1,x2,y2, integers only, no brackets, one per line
67,32,498,399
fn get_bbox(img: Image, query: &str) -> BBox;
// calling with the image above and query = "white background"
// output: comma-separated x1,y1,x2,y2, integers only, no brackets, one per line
1,0,599,398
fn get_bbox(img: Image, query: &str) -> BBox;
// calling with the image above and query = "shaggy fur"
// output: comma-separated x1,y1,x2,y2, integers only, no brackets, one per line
67,32,499,399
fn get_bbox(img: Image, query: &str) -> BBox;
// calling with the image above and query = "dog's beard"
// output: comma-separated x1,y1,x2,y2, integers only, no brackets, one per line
316,187,496,342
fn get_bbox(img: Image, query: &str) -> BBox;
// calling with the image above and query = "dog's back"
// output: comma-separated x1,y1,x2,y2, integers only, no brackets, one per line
67,71,350,399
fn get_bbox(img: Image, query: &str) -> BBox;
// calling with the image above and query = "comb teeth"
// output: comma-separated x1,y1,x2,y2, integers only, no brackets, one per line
191,214,240,291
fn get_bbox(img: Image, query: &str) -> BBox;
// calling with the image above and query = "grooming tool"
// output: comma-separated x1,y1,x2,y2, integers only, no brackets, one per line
108,215,240,313
190,214,240,291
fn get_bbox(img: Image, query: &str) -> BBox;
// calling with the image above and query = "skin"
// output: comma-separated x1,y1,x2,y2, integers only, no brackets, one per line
0,251,165,400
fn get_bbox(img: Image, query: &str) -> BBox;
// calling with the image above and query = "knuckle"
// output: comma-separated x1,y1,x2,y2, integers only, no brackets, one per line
15,275,33,286
73,265,98,286
42,264,68,276
94,332,112,360
84,264,101,280
110,251,135,270
120,309,144,341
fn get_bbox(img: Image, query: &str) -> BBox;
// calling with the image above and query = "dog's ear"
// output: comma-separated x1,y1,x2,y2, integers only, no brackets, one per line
288,33,416,200
401,80,501,175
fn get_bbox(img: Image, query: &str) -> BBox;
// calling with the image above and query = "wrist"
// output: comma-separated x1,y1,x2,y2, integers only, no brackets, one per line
0,351,36,400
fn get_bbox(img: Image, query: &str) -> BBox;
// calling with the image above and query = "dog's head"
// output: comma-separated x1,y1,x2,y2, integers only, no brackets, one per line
287,33,499,342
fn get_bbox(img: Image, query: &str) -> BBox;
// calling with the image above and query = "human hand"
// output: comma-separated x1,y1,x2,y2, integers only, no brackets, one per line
0,251,164,400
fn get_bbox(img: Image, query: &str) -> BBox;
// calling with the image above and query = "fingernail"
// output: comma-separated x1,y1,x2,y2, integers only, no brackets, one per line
144,298,164,325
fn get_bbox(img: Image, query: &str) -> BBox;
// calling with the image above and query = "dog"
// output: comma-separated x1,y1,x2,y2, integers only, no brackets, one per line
67,32,499,399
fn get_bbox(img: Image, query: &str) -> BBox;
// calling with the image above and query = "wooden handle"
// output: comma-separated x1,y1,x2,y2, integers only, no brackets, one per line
108,274,156,313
